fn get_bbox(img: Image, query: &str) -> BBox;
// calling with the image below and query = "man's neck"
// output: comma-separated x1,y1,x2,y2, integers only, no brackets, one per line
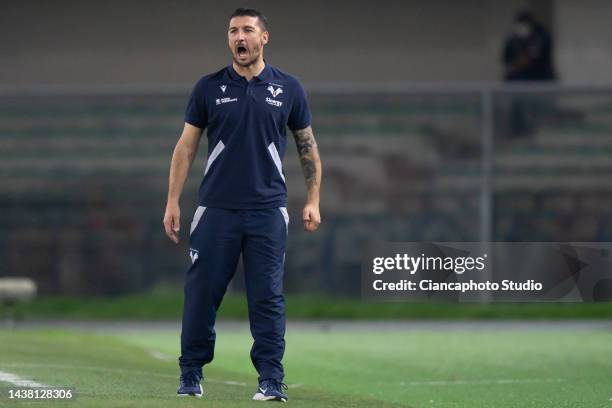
232,58,266,81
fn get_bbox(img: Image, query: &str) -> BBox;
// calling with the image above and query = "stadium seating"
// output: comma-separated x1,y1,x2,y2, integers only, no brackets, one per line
2,90,611,295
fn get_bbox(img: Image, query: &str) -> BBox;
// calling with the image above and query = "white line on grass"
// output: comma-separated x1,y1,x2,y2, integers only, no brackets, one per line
400,378,565,386
148,350,174,362
0,370,49,388
0,363,247,387
0,363,561,391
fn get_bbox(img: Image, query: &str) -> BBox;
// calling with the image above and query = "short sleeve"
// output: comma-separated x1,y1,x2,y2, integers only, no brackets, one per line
184,79,208,129
287,80,312,131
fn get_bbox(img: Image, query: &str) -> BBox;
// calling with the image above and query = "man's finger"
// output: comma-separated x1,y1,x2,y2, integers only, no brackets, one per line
303,211,312,226
163,218,172,236
303,220,318,232
171,216,180,243
170,228,179,244
163,216,180,244
305,224,316,232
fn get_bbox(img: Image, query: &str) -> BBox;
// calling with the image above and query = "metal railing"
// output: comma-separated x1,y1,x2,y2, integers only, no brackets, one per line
2,82,612,296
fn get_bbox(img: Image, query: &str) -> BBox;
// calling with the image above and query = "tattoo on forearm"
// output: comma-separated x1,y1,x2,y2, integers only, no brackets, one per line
294,127,314,155
300,156,316,185
293,127,321,189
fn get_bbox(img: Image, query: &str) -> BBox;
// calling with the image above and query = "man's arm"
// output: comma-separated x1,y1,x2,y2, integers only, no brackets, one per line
292,125,322,232
163,123,203,243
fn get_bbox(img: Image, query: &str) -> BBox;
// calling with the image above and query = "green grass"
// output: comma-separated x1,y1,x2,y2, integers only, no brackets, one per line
7,291,612,321
0,325,611,407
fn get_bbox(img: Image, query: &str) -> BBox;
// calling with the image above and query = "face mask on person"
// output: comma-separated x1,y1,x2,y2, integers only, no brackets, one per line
513,22,532,38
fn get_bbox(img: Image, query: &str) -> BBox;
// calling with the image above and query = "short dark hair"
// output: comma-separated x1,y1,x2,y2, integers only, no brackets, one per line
230,8,268,31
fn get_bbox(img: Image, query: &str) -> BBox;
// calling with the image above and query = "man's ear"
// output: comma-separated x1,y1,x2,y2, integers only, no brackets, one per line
262,31,269,45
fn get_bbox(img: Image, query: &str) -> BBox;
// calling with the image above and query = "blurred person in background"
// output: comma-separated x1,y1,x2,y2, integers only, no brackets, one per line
503,10,555,82
502,11,557,137
163,7,322,402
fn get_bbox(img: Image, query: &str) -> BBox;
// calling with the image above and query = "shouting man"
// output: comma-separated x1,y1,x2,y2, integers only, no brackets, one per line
163,8,322,403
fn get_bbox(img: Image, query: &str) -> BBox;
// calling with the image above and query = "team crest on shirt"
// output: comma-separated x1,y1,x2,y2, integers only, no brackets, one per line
267,85,283,98
266,85,283,107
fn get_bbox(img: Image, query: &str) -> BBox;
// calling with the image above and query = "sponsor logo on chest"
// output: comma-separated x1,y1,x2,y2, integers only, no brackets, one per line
266,97,282,107
216,97,238,105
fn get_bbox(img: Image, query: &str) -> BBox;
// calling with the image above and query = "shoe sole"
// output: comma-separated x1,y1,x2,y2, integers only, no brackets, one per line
252,392,287,402
177,384,203,397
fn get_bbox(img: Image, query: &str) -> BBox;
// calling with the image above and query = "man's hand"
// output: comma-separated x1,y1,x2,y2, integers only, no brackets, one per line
302,202,321,232
163,202,181,244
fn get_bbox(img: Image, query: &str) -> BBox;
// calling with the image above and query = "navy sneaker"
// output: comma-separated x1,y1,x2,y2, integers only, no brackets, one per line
176,371,203,397
252,378,288,402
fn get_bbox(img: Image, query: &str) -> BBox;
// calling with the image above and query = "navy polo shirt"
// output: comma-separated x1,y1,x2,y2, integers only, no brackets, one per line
185,63,311,209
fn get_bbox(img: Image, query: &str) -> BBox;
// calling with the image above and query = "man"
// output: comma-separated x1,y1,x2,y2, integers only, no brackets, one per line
501,10,556,137
163,8,322,403
502,11,555,81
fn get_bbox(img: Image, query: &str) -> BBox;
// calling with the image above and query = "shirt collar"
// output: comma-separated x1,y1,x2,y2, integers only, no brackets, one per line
226,62,271,82
255,63,272,81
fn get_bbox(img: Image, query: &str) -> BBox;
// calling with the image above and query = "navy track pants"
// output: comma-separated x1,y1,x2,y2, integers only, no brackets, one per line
178,206,288,381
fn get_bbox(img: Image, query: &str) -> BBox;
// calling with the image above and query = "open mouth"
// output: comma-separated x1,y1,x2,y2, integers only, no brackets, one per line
236,45,248,58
